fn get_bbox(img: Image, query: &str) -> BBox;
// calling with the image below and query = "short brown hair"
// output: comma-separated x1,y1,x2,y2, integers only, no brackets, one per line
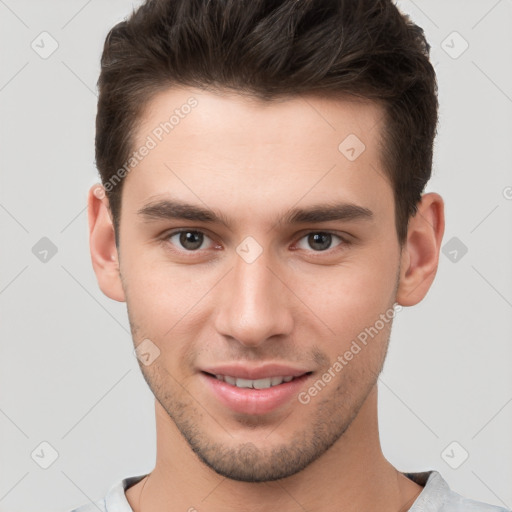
96,0,438,247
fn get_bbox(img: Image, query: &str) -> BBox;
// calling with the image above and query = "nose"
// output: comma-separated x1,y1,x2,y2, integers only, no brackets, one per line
214,246,294,348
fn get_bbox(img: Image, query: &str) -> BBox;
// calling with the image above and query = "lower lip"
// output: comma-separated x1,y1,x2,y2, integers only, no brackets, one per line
201,372,311,415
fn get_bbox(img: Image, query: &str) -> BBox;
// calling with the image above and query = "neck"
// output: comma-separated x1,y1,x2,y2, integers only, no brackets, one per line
127,386,423,512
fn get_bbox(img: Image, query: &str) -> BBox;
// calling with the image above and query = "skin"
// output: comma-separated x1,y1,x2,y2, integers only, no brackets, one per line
88,86,444,512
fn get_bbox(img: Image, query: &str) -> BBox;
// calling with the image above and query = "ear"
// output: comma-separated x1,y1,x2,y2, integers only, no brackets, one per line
396,192,445,307
88,184,126,302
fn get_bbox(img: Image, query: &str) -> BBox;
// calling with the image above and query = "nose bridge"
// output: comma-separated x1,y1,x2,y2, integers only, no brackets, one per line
215,244,293,346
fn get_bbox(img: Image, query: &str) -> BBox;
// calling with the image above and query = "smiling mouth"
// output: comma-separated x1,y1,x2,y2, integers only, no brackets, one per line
202,371,312,390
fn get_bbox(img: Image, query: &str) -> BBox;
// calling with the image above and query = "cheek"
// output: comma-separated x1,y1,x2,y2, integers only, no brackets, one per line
121,250,219,353
122,243,198,301
308,255,398,336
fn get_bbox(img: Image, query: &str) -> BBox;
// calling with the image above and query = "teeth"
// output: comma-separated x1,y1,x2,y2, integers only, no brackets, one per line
236,378,255,388
271,376,283,386
214,375,296,389
253,378,272,389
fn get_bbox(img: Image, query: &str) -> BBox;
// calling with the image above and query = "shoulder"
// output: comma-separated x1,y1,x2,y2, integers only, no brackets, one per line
406,471,510,512
65,474,148,512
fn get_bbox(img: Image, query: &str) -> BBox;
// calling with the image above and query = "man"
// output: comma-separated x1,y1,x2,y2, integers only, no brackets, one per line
70,0,509,511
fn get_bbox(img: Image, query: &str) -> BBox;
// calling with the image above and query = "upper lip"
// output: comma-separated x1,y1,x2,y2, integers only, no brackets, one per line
201,364,311,380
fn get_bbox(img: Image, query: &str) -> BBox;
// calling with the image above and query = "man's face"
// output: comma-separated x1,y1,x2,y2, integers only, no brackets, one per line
116,87,402,481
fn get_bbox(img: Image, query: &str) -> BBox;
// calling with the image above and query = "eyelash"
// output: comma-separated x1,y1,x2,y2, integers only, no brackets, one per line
161,229,351,256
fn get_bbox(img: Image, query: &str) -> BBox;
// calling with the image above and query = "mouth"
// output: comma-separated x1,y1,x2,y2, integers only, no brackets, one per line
202,371,312,389
200,370,313,415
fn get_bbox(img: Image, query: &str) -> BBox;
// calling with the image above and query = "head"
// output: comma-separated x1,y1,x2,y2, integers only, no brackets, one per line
89,0,444,482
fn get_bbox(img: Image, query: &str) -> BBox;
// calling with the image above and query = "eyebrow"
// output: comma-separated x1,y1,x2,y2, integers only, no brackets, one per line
137,198,374,228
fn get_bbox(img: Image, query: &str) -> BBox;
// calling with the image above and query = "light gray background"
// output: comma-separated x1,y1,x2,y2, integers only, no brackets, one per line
0,1,511,511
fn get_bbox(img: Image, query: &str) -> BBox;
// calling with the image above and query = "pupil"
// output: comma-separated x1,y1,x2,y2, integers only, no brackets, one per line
180,231,203,250
309,233,331,251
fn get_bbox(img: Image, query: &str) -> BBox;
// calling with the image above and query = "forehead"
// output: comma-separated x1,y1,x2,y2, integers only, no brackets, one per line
137,86,384,150
121,86,392,227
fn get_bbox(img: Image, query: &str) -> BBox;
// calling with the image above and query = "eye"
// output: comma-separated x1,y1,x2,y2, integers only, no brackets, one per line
165,230,215,251
295,231,345,252
161,229,349,255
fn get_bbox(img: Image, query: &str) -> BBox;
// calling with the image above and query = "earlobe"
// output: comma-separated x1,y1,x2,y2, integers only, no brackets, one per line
396,192,445,307
88,184,126,302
